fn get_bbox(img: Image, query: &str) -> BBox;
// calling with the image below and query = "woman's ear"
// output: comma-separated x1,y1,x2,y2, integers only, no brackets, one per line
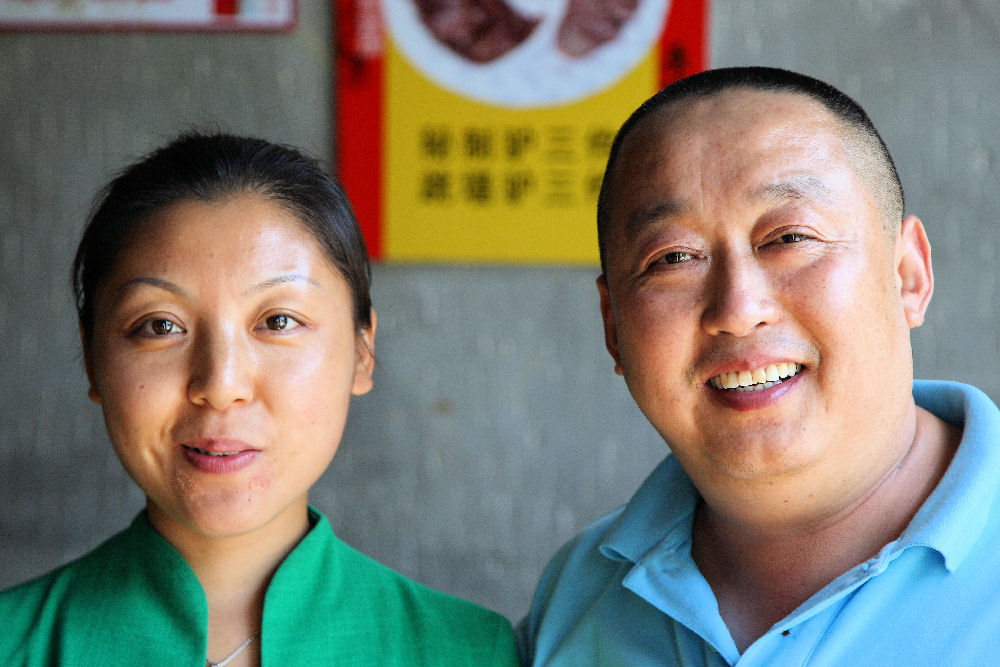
80,324,102,404
351,308,377,396
895,215,934,328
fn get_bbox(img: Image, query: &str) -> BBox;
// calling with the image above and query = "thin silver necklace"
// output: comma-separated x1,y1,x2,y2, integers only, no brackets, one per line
207,631,258,667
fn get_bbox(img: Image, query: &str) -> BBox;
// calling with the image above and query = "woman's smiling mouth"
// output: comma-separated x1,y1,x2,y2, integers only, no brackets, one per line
181,440,259,473
184,446,243,457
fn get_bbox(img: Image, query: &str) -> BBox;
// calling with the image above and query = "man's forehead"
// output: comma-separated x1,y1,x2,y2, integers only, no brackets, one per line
619,172,838,243
600,90,876,256
610,90,846,202
624,88,839,153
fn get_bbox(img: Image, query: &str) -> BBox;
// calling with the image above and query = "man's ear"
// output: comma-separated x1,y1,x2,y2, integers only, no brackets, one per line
597,275,624,376
80,324,101,404
351,308,377,396
894,215,934,328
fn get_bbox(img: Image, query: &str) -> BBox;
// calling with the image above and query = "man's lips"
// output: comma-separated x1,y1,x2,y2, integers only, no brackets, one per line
708,362,803,392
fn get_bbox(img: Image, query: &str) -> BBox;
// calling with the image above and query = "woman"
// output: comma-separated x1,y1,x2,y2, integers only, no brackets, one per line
0,132,519,666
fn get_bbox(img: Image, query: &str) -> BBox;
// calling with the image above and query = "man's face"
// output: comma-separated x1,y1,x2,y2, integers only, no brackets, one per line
599,89,931,501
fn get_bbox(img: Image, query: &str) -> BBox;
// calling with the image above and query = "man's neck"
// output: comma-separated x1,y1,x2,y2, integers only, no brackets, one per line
691,406,961,652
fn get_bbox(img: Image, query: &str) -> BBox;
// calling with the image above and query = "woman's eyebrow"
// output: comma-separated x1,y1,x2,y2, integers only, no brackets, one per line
117,276,190,298
243,273,320,297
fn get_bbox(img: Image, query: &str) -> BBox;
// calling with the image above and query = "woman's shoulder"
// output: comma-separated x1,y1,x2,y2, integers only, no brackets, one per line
0,559,72,628
0,513,183,665
0,518,136,611
269,512,521,665
346,547,520,663
335,534,506,621
0,523,130,663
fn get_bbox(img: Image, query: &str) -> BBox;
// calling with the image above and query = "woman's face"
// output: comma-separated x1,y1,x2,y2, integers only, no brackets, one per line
85,194,374,540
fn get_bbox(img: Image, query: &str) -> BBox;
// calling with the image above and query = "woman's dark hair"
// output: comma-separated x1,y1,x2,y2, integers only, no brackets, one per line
72,131,372,345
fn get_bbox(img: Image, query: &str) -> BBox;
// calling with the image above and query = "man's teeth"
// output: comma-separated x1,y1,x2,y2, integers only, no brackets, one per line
709,363,801,392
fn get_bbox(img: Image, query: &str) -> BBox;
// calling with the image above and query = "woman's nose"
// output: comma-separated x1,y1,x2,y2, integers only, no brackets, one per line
700,254,781,337
186,327,254,411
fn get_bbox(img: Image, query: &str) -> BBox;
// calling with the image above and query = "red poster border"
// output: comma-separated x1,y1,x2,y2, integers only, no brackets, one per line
0,0,298,32
335,0,384,258
335,0,708,260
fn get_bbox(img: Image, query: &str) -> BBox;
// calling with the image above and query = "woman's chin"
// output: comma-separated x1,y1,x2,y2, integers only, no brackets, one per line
146,494,307,543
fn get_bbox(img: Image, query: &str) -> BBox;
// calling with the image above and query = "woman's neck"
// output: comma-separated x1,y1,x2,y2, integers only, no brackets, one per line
146,499,312,666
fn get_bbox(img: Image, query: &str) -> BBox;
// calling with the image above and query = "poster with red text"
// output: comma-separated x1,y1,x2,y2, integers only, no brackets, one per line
0,0,296,31
337,0,708,263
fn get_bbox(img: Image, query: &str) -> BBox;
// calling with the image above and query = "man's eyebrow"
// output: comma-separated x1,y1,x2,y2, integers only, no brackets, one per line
746,175,834,205
118,276,190,299
625,199,689,239
243,273,320,297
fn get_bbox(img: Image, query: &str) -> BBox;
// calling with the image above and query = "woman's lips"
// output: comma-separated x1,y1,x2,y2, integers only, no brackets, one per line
181,439,259,474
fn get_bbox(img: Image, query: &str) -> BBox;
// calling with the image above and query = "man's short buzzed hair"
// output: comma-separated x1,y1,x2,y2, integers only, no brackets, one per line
596,66,905,273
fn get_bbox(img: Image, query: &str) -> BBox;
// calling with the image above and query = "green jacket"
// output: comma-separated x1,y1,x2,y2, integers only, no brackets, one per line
0,508,519,665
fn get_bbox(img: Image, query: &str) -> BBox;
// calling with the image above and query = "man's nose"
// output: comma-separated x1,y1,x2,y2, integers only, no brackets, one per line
187,326,254,411
700,253,781,337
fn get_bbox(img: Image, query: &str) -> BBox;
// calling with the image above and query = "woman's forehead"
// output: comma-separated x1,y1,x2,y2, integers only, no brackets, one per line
103,196,337,291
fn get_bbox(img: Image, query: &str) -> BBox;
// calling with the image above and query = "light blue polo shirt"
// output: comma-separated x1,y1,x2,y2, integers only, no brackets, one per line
519,381,1000,666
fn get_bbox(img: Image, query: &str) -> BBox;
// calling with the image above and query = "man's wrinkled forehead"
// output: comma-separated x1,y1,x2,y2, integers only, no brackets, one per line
622,173,836,242
607,90,854,211
615,91,829,179
619,88,840,160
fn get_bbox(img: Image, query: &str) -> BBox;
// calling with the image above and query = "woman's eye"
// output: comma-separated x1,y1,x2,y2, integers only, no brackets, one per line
262,314,302,331
139,319,182,336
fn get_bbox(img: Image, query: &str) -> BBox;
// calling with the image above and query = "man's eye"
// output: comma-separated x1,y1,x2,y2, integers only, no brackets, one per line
776,232,808,244
263,314,302,331
658,251,694,265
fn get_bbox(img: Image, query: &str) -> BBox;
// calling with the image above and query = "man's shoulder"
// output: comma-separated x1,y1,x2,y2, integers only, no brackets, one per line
518,456,700,664
541,507,625,582
516,507,629,663
525,454,695,607
527,507,626,610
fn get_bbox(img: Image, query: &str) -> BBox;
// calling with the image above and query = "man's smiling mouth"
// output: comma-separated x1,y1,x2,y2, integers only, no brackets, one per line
709,363,802,392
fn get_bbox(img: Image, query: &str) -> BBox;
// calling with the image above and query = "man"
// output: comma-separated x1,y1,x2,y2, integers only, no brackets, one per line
518,67,1000,665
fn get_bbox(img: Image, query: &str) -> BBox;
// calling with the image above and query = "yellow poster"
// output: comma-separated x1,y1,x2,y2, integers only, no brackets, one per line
337,1,708,264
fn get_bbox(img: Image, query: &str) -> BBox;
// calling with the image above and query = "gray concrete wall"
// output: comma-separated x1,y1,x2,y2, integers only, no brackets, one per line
1,1,998,622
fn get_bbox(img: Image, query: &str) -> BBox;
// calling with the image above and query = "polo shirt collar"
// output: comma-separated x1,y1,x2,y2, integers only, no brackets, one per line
899,380,1000,571
598,454,698,564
